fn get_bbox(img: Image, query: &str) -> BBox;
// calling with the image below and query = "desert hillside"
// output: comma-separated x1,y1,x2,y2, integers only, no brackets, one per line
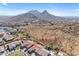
16,22,79,56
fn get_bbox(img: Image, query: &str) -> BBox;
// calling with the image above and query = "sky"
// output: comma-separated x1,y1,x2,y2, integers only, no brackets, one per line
0,3,79,16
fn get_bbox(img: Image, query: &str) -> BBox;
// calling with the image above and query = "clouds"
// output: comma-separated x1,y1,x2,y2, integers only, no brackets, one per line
0,9,29,15
2,3,8,6
0,9,76,16
70,9,79,16
73,9,79,12
48,9,79,16
0,3,79,16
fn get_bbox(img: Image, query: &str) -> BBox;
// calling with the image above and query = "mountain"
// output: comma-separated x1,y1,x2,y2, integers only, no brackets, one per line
41,10,53,16
28,10,41,15
7,10,57,25
28,10,69,22
8,12,39,25
38,10,56,21
28,10,56,21
1,10,79,26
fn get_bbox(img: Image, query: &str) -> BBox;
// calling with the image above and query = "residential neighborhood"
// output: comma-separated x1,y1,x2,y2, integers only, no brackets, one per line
0,27,65,56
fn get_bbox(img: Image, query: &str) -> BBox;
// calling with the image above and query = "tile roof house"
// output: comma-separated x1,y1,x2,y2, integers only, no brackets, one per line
5,40,26,52
5,42,16,52
4,39,51,56
14,40,21,47
28,45,36,54
20,40,34,49
56,51,68,56
10,42,17,47
57,51,64,56
5,40,21,47
28,44,42,52
19,40,51,56
28,44,51,56
34,44,50,56
3,34,15,42
35,48,50,56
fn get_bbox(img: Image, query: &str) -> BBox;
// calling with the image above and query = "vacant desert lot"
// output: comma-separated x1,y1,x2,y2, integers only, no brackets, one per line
17,23,79,56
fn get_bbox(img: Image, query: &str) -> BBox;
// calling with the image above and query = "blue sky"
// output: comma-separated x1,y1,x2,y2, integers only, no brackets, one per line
0,3,79,16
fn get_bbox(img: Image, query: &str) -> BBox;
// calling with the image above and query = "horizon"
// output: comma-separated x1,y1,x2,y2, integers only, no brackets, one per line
0,3,79,16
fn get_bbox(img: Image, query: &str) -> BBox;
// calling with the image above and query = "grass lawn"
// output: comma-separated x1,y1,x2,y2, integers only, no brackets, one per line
16,46,21,51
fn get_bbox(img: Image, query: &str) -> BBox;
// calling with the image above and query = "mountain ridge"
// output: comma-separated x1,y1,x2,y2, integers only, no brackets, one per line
0,10,79,26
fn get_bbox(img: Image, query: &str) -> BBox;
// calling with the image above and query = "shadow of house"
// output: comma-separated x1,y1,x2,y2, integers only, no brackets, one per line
0,38,3,45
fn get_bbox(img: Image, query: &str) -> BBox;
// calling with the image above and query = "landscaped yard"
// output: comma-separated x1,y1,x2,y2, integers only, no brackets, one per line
16,34,26,40
9,51,25,56
16,46,20,51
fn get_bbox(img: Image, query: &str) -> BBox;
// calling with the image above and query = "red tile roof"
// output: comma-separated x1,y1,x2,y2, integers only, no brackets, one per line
28,43,49,56
3,35,15,41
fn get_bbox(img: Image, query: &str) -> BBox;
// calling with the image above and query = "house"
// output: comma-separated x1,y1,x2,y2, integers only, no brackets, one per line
5,43,16,52
21,40,51,56
28,44,42,53
25,40,34,49
18,40,34,54
14,40,21,47
20,40,34,49
34,44,51,56
10,42,18,48
3,34,15,42
57,51,64,56
56,51,68,56
28,44,51,56
0,46,4,55
28,45,36,54
35,49,51,56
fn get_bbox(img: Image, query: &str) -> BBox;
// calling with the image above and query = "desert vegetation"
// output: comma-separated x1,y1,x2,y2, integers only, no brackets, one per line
15,22,79,56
